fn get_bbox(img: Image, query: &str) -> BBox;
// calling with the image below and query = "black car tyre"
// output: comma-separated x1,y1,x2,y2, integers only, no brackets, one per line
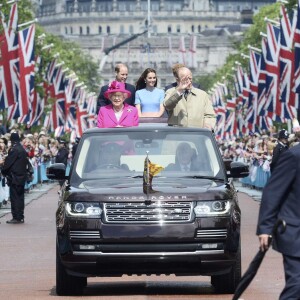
211,243,241,294
56,245,86,296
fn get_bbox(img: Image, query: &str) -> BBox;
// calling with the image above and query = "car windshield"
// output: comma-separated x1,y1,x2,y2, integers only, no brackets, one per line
71,130,225,182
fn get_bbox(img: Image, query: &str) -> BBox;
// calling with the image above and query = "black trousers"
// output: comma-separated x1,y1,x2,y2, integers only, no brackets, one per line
280,254,300,300
9,183,25,220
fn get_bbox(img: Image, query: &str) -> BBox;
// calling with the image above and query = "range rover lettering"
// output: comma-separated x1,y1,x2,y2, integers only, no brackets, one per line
47,125,249,296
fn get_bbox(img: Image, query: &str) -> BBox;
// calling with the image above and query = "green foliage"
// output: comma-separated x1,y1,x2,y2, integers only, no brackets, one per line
195,74,216,92
197,2,283,92
1,0,100,94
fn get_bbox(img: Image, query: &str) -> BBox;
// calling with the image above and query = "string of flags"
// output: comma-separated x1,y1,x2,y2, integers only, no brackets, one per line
0,2,97,141
210,1,300,140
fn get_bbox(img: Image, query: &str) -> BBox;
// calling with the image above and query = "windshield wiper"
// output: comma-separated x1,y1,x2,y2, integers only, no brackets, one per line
181,175,225,181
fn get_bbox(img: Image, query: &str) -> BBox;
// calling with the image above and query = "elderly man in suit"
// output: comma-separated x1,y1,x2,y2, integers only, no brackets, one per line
257,142,300,299
97,63,136,114
97,81,138,128
163,67,216,129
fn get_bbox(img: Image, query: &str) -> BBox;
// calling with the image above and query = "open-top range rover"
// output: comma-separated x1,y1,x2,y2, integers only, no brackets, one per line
47,125,249,296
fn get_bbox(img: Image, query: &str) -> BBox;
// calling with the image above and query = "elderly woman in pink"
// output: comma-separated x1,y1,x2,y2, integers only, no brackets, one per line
97,81,139,128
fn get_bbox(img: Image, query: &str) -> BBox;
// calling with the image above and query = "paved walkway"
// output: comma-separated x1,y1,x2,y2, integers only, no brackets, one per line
234,180,263,202
0,182,58,219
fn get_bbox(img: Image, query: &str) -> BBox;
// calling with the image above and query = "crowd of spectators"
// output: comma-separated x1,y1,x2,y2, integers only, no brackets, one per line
0,123,76,208
218,128,300,189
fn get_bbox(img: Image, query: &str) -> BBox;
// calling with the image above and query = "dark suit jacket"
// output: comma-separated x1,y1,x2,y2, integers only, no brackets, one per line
270,142,288,172
96,83,136,114
257,143,300,257
55,147,69,166
2,142,28,185
164,82,201,92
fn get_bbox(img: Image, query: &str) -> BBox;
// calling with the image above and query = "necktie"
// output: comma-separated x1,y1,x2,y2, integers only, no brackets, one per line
184,90,189,100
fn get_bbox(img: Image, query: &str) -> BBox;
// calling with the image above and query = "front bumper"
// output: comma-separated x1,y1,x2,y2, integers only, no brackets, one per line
57,215,240,277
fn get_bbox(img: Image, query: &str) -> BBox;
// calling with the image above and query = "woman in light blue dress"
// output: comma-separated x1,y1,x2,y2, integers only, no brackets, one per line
135,68,165,118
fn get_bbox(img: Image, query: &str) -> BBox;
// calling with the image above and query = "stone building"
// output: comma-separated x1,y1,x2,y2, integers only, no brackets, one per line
36,0,275,87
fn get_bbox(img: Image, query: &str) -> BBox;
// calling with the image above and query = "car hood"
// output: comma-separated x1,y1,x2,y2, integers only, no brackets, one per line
67,177,234,201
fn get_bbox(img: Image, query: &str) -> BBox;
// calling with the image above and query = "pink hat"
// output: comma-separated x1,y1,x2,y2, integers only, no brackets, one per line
104,81,131,100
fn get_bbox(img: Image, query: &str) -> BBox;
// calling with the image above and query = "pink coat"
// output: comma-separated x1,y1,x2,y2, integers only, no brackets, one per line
97,103,139,128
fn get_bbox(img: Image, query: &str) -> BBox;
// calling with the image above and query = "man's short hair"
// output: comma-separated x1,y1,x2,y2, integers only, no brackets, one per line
172,63,185,78
115,63,128,73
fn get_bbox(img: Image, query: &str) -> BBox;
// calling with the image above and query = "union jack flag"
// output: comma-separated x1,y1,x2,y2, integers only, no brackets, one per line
64,78,77,132
17,24,36,118
212,86,226,138
263,23,281,121
257,37,267,117
49,65,66,131
293,0,300,94
234,66,245,105
0,3,19,109
86,94,97,128
278,5,298,120
246,50,261,132
75,88,88,137
224,110,237,140
19,85,44,126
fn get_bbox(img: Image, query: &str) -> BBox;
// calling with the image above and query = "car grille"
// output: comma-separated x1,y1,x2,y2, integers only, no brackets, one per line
104,201,193,223
70,230,101,239
195,229,227,239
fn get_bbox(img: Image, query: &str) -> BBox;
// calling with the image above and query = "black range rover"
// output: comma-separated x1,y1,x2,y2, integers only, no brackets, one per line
47,125,249,296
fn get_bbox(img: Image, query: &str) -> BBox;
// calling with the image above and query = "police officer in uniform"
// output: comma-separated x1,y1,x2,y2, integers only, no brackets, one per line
257,142,300,299
1,132,28,224
270,129,289,173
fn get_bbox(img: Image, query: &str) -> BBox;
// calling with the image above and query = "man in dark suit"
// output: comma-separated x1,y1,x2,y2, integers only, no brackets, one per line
1,132,28,224
97,63,136,114
257,143,300,299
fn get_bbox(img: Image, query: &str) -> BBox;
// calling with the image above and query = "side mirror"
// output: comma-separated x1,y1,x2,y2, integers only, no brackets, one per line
227,161,249,178
46,163,67,180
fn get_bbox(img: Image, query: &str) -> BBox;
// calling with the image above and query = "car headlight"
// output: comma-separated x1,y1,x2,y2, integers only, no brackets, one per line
65,202,102,217
194,200,230,216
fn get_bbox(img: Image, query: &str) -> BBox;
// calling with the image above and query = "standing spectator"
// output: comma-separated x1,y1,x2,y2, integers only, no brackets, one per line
0,117,7,135
71,137,81,159
23,122,32,136
0,137,9,207
49,139,59,163
55,139,69,187
97,81,138,128
257,143,300,299
135,68,165,118
270,129,289,173
163,67,216,129
1,132,28,224
97,63,136,113
55,139,69,166
164,63,200,92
